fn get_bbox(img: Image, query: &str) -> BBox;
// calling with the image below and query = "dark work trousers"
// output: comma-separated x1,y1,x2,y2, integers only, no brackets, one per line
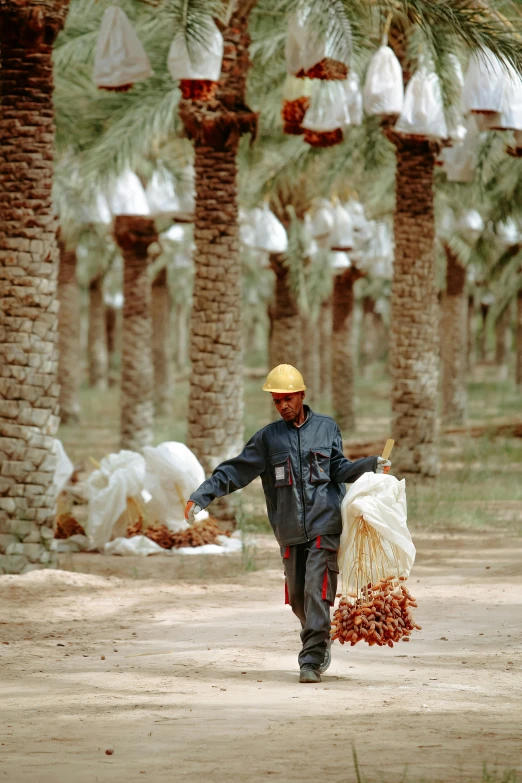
281,534,340,667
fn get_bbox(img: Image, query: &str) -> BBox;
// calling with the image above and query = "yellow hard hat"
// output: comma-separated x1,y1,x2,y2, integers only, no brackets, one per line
262,364,307,393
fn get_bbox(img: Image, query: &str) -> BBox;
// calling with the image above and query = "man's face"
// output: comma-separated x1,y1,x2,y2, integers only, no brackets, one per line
271,391,305,422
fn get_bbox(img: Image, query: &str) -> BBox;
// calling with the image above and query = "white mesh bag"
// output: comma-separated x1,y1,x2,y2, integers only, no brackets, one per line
302,81,350,132
462,48,506,114
108,170,150,216
363,44,404,115
167,21,223,81
395,66,448,140
330,202,354,251
338,472,415,588
248,204,288,254
94,6,152,90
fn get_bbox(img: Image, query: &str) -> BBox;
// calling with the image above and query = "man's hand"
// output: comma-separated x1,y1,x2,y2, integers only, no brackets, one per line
184,500,202,524
376,457,391,474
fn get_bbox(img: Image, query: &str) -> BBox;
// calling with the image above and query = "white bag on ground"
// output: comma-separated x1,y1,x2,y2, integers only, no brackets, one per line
363,44,404,116
462,48,506,115
52,440,74,496
338,472,415,585
104,535,166,557
94,6,152,90
395,66,448,140
86,450,146,548
167,21,223,81
142,442,207,530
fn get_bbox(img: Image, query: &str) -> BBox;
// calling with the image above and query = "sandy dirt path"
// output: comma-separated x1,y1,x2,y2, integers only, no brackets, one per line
1,533,521,783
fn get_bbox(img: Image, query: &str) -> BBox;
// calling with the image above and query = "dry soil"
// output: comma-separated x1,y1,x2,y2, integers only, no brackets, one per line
1,532,521,783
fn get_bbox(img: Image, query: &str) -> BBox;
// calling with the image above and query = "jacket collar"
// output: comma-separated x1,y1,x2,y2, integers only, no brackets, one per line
285,405,313,430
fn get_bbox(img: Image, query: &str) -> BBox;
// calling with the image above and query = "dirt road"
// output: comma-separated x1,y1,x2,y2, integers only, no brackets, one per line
1,533,521,783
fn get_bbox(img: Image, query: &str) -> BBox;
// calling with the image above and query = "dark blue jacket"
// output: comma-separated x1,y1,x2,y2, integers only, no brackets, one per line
190,406,378,546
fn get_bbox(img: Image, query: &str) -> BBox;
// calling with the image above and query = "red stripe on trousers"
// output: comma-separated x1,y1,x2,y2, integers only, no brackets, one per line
284,546,290,559
316,536,321,549
285,581,290,604
321,567,328,601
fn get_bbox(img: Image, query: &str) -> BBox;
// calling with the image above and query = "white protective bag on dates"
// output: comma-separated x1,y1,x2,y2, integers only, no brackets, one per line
338,473,415,587
167,19,223,81
94,6,152,90
363,44,404,116
395,67,448,140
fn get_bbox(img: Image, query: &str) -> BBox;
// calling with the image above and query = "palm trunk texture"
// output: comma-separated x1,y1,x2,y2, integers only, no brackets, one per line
441,245,468,425
88,276,108,390
301,314,320,407
114,216,157,452
389,136,440,477
179,3,257,501
58,240,81,423
0,1,69,529
319,298,333,404
494,307,511,378
517,289,522,388
152,266,173,417
332,268,359,435
269,255,303,369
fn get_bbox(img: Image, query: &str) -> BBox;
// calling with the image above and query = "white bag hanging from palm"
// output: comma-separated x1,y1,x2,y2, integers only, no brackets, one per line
344,72,363,125
285,7,350,78
395,65,448,140
252,204,288,254
94,6,152,91
462,48,506,116
302,81,350,132
363,42,404,115
167,20,223,82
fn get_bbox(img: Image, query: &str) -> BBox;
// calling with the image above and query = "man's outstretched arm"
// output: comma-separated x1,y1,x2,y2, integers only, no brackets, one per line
187,433,266,514
329,427,379,484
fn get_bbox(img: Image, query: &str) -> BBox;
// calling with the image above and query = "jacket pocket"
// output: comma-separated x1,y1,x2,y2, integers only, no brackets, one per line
270,451,293,487
322,554,339,606
309,448,331,484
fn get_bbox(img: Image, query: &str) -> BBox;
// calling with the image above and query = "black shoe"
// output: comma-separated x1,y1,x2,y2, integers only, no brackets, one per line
318,640,331,675
299,663,321,683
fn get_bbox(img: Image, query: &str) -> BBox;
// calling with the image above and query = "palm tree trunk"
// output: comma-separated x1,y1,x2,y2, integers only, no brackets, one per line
269,255,303,369
388,135,440,477
478,301,489,361
105,304,118,372
516,288,522,388
88,275,109,390
57,238,81,423
114,216,157,451
467,294,475,371
441,245,467,425
152,266,173,417
301,314,320,407
186,143,244,475
332,268,360,435
319,297,333,404
494,306,511,379
179,3,257,520
0,1,69,538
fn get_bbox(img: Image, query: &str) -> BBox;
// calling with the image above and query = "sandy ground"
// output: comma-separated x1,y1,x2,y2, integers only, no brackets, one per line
1,532,522,783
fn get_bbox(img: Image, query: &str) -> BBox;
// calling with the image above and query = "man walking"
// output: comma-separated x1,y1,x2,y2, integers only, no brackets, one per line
185,364,391,683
